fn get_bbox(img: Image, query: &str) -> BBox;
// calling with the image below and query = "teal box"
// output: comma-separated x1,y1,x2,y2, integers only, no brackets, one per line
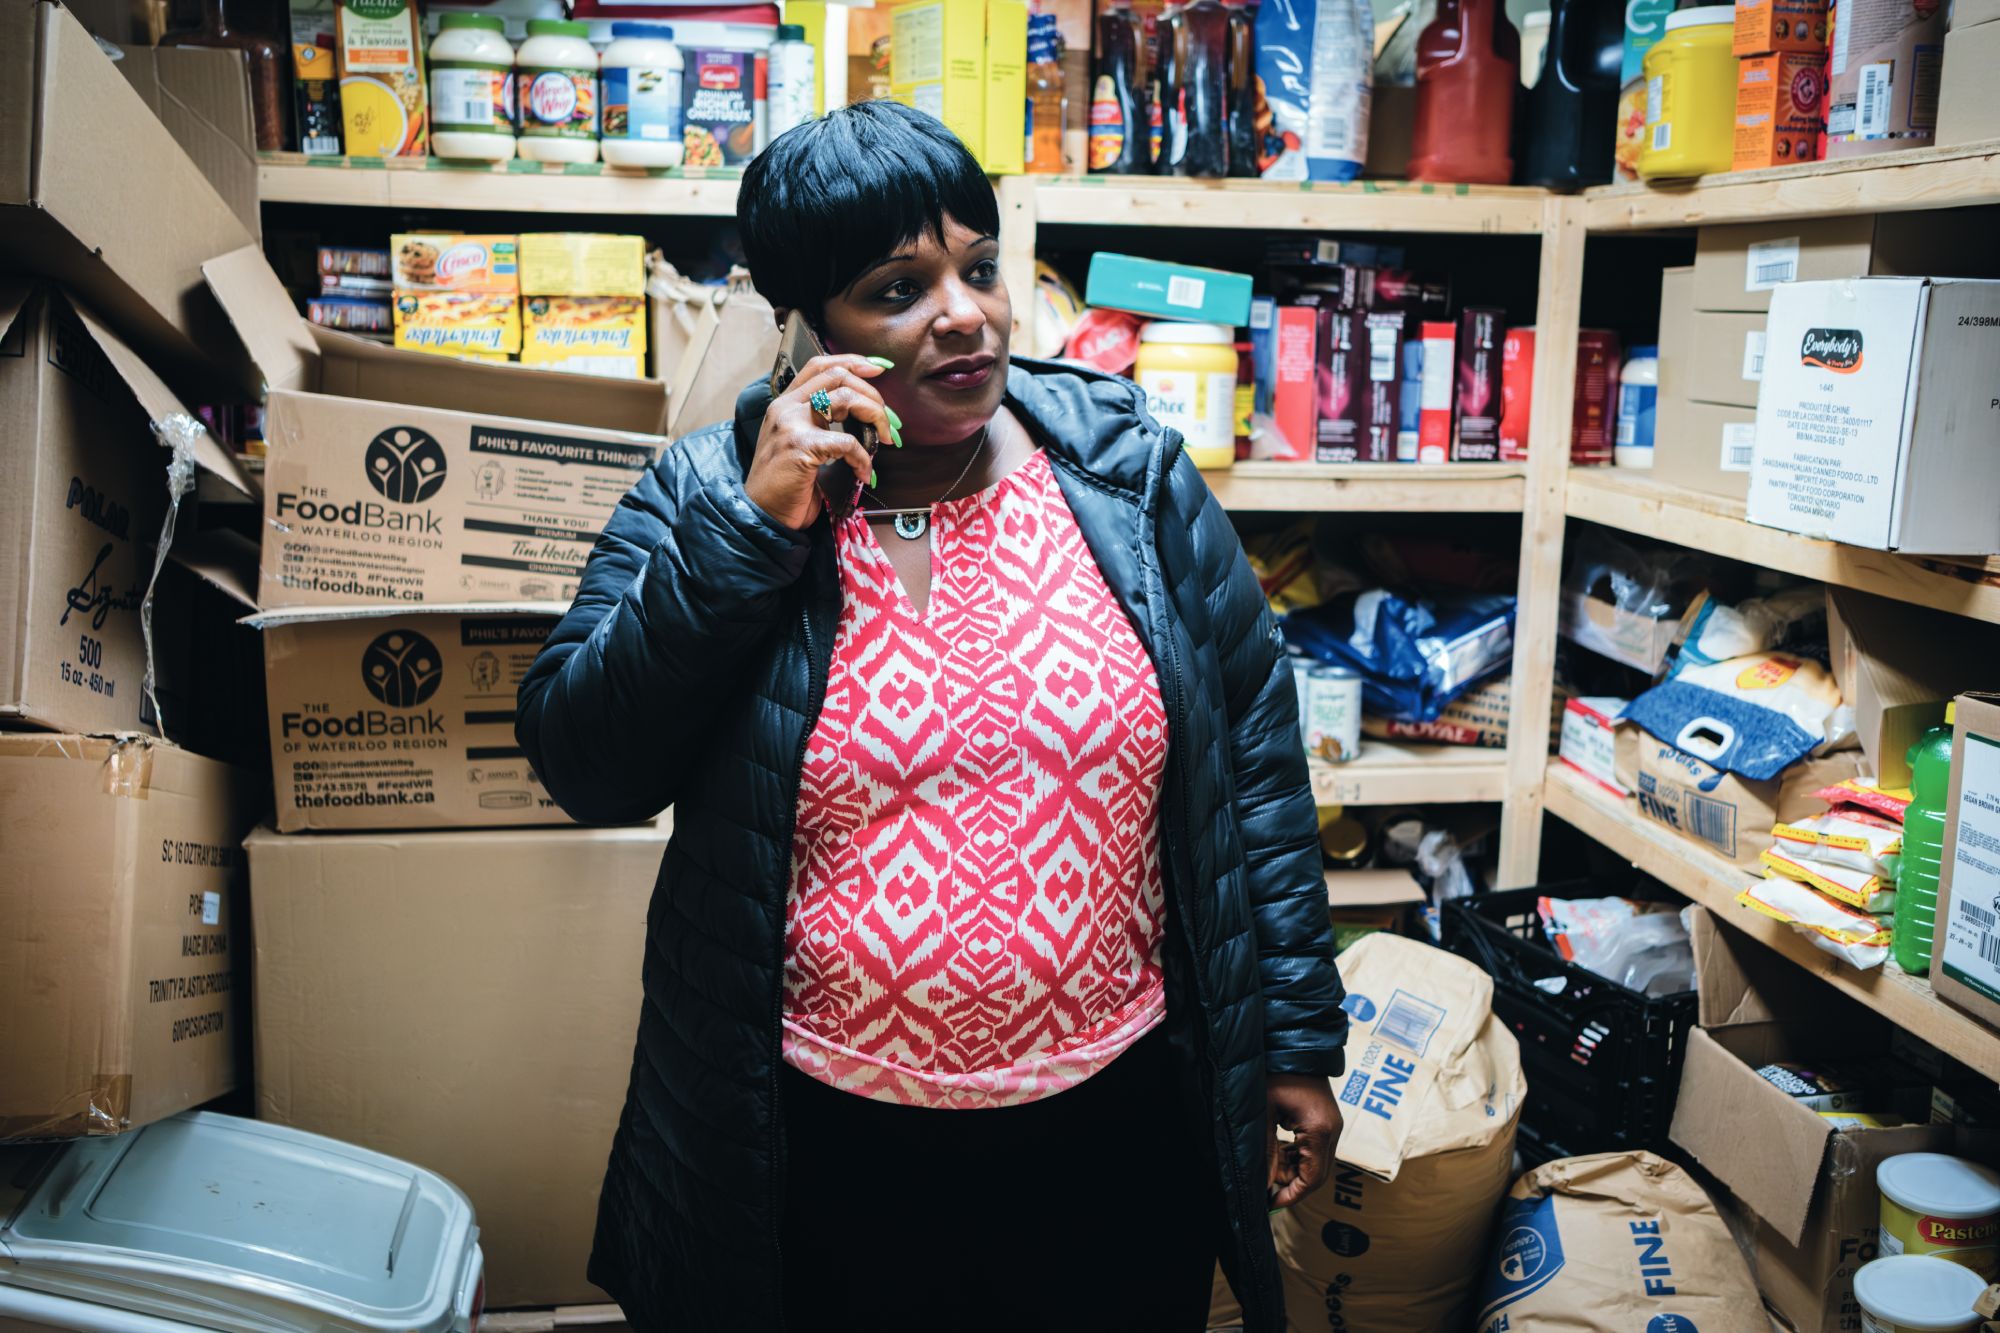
1084,253,1255,328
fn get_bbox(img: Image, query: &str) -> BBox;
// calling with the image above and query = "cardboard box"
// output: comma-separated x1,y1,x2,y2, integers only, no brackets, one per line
1687,310,1767,409
522,296,648,379
1933,693,2000,1030
1748,277,2000,555
1691,213,2000,313
1671,908,1951,1333
112,44,261,242
245,818,668,1306
519,233,646,298
1614,723,1864,870
253,603,570,832
983,0,1029,174
1826,590,2000,788
1734,0,1829,55
1655,264,1693,415
1085,253,1256,328
1560,591,1681,674
199,246,668,609
2,2,259,397
1,734,254,1140
1937,22,2000,149
0,282,248,735
1733,51,1827,171
1657,399,1757,501
1823,0,1946,160
891,0,987,159
1560,696,1628,795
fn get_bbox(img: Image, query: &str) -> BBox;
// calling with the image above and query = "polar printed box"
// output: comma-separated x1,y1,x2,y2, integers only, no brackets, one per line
255,603,569,831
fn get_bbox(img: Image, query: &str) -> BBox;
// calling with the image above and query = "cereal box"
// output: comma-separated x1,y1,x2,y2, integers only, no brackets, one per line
518,234,646,297
393,292,523,357
521,297,647,378
336,0,427,156
391,234,520,294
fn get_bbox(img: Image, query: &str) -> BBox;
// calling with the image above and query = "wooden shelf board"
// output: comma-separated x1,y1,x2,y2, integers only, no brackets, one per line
1030,176,1552,234
1211,462,1526,512
1544,761,2000,1083
1583,140,2000,231
1309,741,1506,806
1564,469,2000,625
258,154,741,215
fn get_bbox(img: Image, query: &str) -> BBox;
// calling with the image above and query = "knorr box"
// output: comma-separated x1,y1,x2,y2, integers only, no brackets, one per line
336,0,427,157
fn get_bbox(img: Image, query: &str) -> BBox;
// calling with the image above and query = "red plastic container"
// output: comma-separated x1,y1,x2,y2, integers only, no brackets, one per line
1409,0,1521,184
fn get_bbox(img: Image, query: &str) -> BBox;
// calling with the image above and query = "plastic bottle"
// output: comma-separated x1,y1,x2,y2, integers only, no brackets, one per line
429,14,516,162
1026,13,1066,173
1224,0,1257,176
1408,0,1520,184
1155,1,1185,170
1089,0,1151,173
599,23,684,168
1638,5,1734,179
1519,0,1624,188
516,18,599,163
767,23,814,141
1306,0,1373,180
1175,0,1230,176
1894,715,1956,976
1615,344,1658,468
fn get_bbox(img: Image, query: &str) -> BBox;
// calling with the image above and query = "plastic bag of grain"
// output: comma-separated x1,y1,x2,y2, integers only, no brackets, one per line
1208,933,1526,1331
1475,1151,1767,1333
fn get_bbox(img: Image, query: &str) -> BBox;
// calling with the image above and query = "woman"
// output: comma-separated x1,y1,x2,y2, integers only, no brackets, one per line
516,100,1347,1333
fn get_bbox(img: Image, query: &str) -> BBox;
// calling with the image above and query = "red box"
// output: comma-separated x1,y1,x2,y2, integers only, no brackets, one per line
1453,307,1506,461
1269,304,1318,462
1499,326,1535,462
1572,329,1622,466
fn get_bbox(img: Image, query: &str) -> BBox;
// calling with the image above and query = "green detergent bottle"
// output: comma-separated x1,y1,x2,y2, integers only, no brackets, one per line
1893,708,1957,975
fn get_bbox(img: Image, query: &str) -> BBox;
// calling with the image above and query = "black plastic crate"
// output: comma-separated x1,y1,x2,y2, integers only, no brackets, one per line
1442,883,1698,1166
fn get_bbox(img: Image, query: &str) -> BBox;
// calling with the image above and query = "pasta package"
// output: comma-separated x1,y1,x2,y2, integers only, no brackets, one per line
1770,808,1902,878
1814,778,1914,823
1760,847,1895,912
1737,875,1892,967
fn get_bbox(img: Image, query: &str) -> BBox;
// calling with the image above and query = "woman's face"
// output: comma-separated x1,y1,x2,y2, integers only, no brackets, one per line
818,214,1012,446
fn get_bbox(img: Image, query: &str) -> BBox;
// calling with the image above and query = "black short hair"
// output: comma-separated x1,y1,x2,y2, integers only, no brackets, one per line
737,101,1000,319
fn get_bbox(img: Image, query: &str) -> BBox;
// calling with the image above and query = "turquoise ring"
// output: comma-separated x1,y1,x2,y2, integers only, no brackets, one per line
809,388,833,420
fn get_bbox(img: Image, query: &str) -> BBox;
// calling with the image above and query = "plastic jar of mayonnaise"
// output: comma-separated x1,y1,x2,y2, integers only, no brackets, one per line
516,18,599,163
429,15,516,162
1852,1256,1987,1333
1878,1154,2000,1278
600,22,685,168
1638,6,1735,180
1615,344,1658,468
1135,321,1238,469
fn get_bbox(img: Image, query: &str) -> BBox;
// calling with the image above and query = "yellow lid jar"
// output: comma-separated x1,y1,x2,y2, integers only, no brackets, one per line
1638,5,1736,180
1135,321,1239,469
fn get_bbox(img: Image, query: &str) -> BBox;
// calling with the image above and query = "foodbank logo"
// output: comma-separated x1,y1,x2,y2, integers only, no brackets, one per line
364,426,448,502
1801,328,1863,373
361,630,442,707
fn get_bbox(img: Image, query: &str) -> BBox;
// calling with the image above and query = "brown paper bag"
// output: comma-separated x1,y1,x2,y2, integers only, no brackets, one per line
664,267,780,439
645,253,709,386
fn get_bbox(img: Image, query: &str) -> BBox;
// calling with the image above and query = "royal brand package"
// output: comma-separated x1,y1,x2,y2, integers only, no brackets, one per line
1748,277,2000,555
519,233,646,298
1,734,254,1140
1734,51,1827,170
254,603,568,832
1264,934,1524,1332
521,296,647,379
1824,0,1945,159
682,49,758,165
1453,307,1504,461
246,817,667,1305
335,0,427,156
1933,693,2000,1031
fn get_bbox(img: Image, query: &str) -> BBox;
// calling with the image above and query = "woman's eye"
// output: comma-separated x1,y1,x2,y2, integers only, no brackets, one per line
969,260,999,284
878,280,919,303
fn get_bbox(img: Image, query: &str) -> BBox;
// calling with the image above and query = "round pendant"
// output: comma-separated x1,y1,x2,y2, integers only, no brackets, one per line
892,511,929,541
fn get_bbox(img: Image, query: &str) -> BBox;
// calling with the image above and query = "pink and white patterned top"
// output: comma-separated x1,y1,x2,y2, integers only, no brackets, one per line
781,447,1170,1109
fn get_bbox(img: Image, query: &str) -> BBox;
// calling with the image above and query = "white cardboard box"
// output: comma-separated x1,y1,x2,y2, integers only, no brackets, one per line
1559,697,1628,796
1748,277,2000,554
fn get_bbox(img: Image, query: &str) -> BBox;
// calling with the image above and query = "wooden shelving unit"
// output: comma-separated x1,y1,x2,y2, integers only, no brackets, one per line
1564,470,2000,624
1029,176,1552,234
1544,762,2000,1083
1207,462,1525,513
258,154,742,215
1310,741,1508,807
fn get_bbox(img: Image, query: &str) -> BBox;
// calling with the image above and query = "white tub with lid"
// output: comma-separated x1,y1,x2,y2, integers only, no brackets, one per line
429,13,516,162
516,18,599,163
600,22,685,168
0,1110,483,1332
1852,1255,1987,1333
1879,1153,2000,1277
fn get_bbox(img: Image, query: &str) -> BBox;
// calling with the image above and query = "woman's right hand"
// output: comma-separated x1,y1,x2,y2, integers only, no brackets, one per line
745,355,892,533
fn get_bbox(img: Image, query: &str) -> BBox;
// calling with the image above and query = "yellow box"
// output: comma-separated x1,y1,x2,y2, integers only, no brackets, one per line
518,233,647,297
521,296,648,379
982,0,1028,174
392,291,523,357
891,0,986,157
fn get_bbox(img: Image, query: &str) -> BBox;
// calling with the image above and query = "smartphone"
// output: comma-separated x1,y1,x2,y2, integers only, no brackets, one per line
768,309,879,522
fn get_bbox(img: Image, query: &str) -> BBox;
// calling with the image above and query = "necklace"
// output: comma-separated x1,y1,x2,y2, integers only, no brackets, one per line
856,428,989,541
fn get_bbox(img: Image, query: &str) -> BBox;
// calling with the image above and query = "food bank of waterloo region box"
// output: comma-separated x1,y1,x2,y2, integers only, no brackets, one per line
199,247,668,609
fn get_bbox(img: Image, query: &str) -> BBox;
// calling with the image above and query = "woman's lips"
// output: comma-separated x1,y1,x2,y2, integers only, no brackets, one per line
927,355,997,390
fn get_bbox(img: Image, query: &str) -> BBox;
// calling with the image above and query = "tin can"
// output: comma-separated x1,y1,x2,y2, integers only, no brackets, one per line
1302,664,1363,763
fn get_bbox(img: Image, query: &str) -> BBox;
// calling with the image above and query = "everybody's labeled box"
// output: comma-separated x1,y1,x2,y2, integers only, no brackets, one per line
1671,908,1950,1333
252,602,570,832
200,246,668,608
1,734,255,1140
1933,693,2000,1031
1748,277,2000,555
246,817,667,1306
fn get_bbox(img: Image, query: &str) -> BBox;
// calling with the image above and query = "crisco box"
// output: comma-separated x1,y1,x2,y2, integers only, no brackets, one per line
199,245,667,609
251,601,571,832
1,734,255,1140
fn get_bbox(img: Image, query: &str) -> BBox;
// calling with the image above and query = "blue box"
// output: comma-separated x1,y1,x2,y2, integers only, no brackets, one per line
1085,253,1256,328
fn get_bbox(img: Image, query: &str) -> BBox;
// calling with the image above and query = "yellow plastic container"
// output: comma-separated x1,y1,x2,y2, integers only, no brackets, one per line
1878,1154,2000,1280
1135,321,1238,470
1638,5,1736,180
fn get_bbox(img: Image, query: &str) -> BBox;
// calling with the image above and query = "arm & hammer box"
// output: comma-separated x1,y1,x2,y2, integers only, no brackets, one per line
199,246,669,609
1748,277,2000,555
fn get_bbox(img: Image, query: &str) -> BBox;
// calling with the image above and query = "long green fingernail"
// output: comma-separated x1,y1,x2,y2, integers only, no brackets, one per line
886,405,903,430
865,356,895,369
870,468,878,487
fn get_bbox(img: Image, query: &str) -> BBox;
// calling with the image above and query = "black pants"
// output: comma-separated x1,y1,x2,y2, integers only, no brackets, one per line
778,1020,1225,1330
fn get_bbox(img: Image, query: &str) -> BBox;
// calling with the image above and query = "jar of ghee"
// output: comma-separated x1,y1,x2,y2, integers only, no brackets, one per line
1135,322,1238,469
1638,5,1735,180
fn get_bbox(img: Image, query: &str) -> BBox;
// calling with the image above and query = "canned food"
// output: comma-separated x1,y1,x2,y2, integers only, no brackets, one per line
1302,664,1363,764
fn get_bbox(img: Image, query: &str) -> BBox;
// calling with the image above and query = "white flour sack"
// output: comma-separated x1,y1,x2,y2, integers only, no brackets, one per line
1475,1151,1766,1333
1210,934,1526,1331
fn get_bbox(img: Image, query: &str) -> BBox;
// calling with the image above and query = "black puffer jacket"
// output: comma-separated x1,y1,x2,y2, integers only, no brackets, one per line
516,360,1347,1332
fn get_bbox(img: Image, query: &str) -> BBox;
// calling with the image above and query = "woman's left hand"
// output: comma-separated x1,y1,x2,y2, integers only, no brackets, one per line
1265,1075,1343,1210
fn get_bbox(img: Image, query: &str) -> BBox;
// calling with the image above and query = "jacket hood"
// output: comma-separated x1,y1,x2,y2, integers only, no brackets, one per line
730,357,1178,501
